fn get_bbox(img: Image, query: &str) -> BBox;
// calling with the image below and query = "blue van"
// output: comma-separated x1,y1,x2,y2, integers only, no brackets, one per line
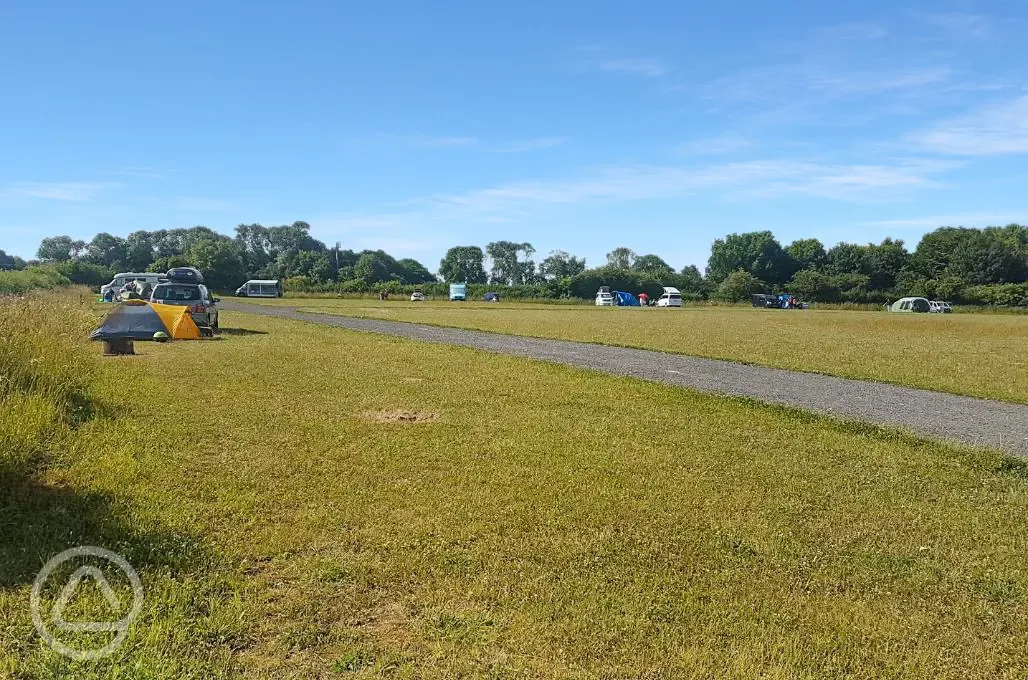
449,283,467,301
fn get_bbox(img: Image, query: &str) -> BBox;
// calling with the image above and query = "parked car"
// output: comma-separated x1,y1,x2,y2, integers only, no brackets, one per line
595,286,614,306
929,300,953,313
151,282,220,328
410,290,425,302
655,287,682,307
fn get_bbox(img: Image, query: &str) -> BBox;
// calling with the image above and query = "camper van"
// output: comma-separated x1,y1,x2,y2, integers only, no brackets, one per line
235,280,283,298
100,272,167,301
655,287,683,307
449,283,467,301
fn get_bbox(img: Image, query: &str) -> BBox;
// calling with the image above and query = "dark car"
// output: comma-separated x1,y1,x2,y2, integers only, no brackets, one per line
150,282,219,328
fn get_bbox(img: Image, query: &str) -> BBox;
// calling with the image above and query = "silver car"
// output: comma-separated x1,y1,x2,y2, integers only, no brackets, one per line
150,282,220,328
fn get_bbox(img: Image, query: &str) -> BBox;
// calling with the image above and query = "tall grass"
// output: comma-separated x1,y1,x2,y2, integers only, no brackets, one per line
0,291,99,478
0,267,71,295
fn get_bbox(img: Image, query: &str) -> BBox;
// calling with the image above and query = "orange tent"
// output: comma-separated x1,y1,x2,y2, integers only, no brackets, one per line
89,300,202,341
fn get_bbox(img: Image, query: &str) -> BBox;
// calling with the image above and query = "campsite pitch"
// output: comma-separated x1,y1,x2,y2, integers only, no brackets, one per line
246,297,1028,404
2,294,1026,678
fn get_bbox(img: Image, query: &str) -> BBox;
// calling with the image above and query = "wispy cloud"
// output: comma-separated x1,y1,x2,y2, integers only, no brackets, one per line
862,212,1026,229
417,136,480,148
676,136,752,156
810,21,888,42
353,133,564,153
348,133,479,148
110,166,168,179
593,57,668,77
568,52,669,78
391,157,955,222
710,64,952,103
173,196,238,212
918,12,993,39
911,96,1028,155
2,181,119,201
486,137,565,153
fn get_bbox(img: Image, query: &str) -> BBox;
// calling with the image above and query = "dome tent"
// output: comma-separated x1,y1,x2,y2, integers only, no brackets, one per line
614,291,640,306
89,300,202,341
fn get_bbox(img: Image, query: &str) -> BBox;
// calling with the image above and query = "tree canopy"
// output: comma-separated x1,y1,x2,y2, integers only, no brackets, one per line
10,222,1028,305
707,231,796,286
439,246,487,284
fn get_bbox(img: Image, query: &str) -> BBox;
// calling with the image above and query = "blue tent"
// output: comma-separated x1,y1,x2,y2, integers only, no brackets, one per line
614,291,640,306
483,292,499,302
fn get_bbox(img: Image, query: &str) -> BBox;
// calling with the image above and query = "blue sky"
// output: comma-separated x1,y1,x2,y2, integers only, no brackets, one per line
1,0,1027,271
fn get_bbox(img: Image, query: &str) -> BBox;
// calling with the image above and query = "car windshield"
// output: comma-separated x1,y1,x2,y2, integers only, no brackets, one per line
153,284,201,302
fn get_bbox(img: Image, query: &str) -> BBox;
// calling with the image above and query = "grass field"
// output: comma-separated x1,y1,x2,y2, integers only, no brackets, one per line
1,292,1026,678
243,297,1028,403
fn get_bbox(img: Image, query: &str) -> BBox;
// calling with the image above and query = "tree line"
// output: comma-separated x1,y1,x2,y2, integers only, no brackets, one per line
2,222,1026,306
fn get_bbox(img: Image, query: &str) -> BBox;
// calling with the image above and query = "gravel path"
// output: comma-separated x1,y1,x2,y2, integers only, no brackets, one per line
223,301,1028,458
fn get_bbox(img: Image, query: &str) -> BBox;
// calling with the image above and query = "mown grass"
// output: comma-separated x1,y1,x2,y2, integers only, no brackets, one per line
244,297,1028,403
1,292,1026,677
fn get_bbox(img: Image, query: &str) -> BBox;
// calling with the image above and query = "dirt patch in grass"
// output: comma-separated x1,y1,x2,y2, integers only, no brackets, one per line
361,408,440,423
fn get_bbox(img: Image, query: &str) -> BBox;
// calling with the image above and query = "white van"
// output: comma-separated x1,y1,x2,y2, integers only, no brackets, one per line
100,272,166,300
235,279,283,298
656,287,682,307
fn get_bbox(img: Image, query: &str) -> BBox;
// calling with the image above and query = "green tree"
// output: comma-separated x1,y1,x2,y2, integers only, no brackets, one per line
396,258,435,284
234,223,274,274
824,242,865,275
785,238,827,271
605,247,636,270
150,254,191,272
439,246,487,283
675,265,709,297
0,250,26,270
707,231,794,285
486,241,536,285
862,238,909,290
787,269,841,302
37,236,79,262
949,230,1024,284
539,250,586,280
632,254,674,278
354,251,392,283
186,239,247,290
907,227,972,280
86,232,128,269
714,270,766,302
124,231,159,271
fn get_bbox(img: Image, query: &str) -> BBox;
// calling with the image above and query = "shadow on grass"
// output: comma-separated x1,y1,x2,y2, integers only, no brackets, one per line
0,470,211,588
216,328,269,337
